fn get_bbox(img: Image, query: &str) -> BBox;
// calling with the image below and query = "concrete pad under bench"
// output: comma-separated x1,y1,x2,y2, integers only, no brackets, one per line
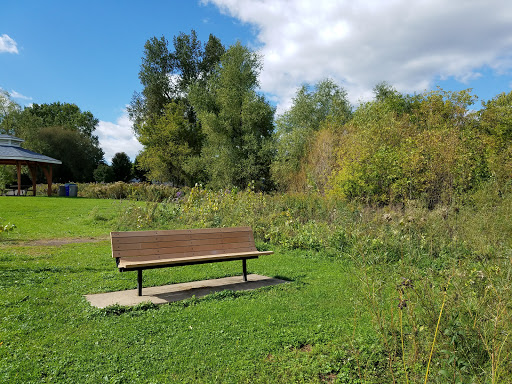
85,274,287,308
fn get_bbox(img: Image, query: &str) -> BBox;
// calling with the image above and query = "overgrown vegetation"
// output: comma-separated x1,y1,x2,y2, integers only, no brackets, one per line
105,183,512,381
2,177,512,381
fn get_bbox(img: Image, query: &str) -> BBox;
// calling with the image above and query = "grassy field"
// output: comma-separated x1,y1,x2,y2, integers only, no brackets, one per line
0,197,374,383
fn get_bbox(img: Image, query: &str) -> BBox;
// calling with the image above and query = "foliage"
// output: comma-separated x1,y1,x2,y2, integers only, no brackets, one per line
0,165,15,194
189,42,275,189
128,31,225,186
0,90,21,133
0,99,104,183
479,90,512,194
136,101,200,184
93,163,115,183
272,79,352,191
23,102,99,136
69,181,183,201
328,88,488,207
132,153,148,182
38,126,104,182
110,152,133,182
0,217,15,234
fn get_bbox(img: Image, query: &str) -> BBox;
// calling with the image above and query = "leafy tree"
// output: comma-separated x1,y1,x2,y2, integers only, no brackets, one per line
136,102,199,184
38,126,104,182
479,90,512,191
128,31,225,185
93,163,115,183
22,102,99,136
373,81,415,115
128,36,174,135
0,90,21,134
132,154,148,182
135,102,198,185
479,91,512,147
128,31,225,133
271,79,352,191
189,42,275,189
111,152,133,182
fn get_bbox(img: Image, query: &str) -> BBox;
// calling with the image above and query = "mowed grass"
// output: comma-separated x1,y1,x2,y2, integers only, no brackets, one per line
0,196,126,240
0,197,369,383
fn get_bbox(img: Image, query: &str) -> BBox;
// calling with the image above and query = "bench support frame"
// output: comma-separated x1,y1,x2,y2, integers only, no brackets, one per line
118,256,257,296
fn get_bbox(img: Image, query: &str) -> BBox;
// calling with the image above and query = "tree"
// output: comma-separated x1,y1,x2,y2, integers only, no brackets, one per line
479,90,512,191
1,100,104,182
128,31,225,185
328,88,487,206
22,102,99,136
132,154,148,182
128,31,225,133
271,79,352,191
111,152,133,182
189,42,275,189
373,81,415,115
0,90,21,134
94,163,115,183
136,102,198,184
38,126,103,182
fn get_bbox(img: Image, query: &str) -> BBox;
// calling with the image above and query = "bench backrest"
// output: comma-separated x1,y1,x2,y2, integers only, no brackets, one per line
111,227,258,263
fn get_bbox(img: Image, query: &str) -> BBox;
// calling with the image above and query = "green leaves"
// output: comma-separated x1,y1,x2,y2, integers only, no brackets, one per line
272,79,352,191
189,42,275,189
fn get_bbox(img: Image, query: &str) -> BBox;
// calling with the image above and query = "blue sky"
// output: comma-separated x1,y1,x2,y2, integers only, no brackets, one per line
2,0,512,162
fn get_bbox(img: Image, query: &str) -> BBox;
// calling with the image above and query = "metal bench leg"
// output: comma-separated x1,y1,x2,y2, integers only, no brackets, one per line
242,259,247,282
137,269,143,296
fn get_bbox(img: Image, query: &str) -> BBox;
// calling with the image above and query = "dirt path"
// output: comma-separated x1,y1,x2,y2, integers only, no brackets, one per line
19,236,110,246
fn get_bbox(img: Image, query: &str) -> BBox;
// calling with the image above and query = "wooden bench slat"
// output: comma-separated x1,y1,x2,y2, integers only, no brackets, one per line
112,239,255,253
113,243,258,258
112,234,254,253
111,231,252,248
111,226,253,238
118,250,273,269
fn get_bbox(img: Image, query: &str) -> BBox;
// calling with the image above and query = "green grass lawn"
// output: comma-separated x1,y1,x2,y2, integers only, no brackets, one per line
0,197,371,383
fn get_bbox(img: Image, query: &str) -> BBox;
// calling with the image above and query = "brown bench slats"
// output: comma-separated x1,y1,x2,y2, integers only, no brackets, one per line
111,226,252,238
113,244,259,259
112,235,253,252
118,250,274,269
111,227,272,296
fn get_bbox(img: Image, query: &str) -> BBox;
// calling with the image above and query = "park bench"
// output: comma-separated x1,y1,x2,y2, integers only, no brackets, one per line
111,227,273,296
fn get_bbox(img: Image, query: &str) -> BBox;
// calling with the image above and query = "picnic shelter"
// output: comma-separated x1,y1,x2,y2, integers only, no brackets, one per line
0,134,62,196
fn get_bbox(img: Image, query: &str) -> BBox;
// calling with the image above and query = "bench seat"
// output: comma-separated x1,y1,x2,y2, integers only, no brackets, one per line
111,227,273,296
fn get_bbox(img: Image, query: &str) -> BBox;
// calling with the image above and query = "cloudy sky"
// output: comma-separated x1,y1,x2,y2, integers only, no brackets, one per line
2,0,512,162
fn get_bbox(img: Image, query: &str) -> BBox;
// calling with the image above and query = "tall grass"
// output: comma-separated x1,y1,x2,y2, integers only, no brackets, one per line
14,180,512,381
109,182,512,382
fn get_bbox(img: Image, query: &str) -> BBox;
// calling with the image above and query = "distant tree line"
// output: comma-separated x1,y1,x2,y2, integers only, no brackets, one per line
3,29,512,207
0,93,134,184
128,30,512,207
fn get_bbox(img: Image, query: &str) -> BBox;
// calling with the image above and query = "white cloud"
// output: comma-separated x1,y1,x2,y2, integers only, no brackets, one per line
205,0,512,111
96,111,143,164
0,34,18,54
10,90,32,101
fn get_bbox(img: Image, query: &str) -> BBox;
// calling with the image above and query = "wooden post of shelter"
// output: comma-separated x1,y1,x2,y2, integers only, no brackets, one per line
16,161,21,196
41,165,53,196
28,163,37,196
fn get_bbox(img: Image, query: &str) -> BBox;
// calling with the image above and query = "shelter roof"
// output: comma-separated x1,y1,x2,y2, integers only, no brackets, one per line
0,135,62,165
